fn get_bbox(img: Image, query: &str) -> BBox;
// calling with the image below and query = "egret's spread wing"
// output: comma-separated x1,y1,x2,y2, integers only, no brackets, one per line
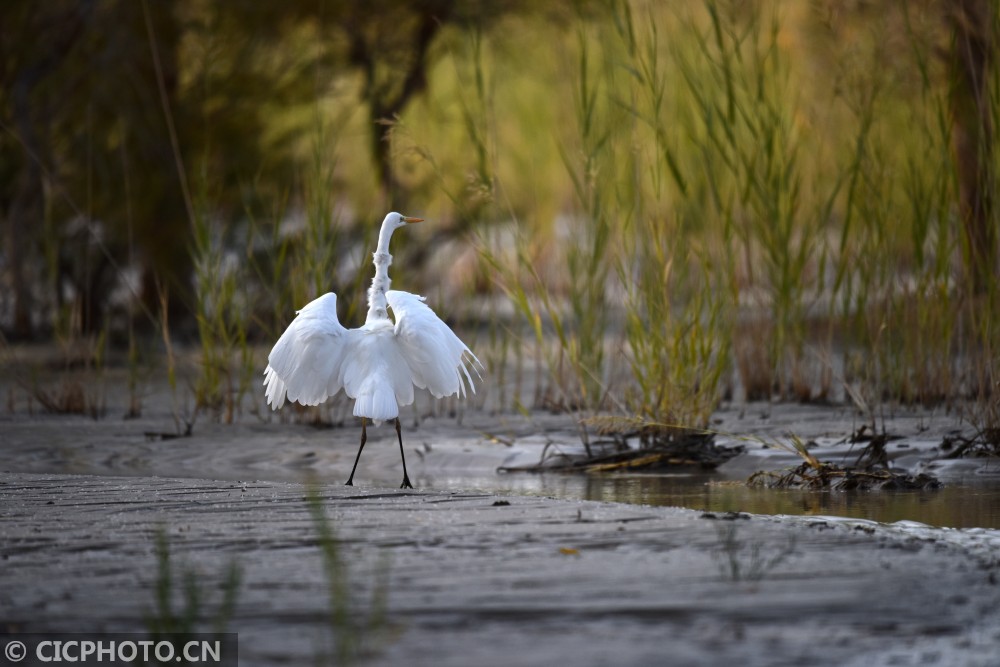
263,292,351,409
386,290,481,399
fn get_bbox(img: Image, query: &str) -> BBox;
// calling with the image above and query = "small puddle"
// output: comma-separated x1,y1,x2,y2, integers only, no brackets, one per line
426,472,1000,529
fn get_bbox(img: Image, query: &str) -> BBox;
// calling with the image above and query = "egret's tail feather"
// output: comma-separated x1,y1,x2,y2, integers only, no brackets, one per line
353,383,399,425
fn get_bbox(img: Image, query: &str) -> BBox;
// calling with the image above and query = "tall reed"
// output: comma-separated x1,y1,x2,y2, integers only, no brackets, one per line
610,0,732,427
191,198,249,423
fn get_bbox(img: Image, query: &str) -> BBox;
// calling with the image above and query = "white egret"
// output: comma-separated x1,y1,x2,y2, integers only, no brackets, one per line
263,212,481,488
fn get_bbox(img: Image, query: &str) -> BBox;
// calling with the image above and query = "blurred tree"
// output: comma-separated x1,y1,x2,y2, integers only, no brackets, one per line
0,0,574,338
0,1,319,335
1,2,96,337
333,0,568,207
0,1,194,335
345,1,449,207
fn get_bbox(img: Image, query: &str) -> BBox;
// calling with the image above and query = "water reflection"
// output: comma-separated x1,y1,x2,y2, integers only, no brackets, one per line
434,472,1000,529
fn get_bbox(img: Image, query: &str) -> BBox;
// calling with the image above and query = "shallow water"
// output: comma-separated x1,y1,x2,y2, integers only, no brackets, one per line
432,472,1000,529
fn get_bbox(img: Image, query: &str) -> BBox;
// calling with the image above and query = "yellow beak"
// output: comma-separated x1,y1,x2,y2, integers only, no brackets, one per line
402,216,424,223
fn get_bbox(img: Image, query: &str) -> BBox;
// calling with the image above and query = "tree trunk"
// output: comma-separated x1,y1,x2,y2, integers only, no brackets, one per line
949,0,996,294
4,208,33,338
349,7,446,210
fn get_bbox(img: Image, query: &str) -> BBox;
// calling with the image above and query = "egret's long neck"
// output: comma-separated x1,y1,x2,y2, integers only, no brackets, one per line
365,222,396,323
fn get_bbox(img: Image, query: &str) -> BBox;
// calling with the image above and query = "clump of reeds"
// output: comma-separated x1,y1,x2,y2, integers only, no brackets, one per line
712,521,797,583
191,204,250,424
145,527,241,640
305,486,389,665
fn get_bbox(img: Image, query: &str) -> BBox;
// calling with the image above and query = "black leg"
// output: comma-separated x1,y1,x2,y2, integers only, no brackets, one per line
345,418,367,486
396,418,413,489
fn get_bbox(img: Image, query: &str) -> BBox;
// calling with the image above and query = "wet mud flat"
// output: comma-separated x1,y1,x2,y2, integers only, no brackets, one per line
3,471,1000,667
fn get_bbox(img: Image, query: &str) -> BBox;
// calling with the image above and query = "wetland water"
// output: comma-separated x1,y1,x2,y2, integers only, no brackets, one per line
432,472,1000,529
